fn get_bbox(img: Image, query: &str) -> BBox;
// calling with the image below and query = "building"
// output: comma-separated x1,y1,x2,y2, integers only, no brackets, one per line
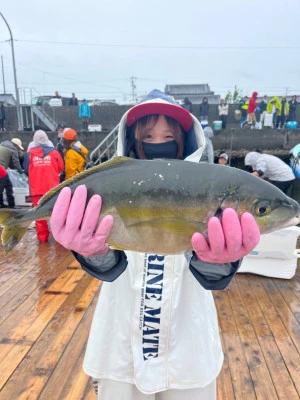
164,84,220,104
0,93,16,106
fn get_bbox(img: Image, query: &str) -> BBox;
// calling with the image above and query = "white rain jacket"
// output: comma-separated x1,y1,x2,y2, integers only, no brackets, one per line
81,91,226,394
245,152,295,182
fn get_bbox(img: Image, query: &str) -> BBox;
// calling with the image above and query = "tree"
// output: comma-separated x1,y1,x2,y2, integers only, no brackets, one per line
225,85,242,104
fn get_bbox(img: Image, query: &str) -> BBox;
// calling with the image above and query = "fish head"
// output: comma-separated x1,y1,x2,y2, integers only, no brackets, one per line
208,166,300,234
238,179,300,234
249,195,300,234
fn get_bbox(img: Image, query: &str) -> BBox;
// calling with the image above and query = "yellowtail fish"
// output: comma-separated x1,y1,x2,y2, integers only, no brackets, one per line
0,156,299,254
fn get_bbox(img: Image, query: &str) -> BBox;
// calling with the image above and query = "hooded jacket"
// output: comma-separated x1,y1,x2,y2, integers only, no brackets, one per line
245,152,295,182
64,141,89,180
266,97,281,114
0,140,23,173
247,91,258,113
199,99,209,117
78,100,91,118
23,145,64,196
77,90,241,394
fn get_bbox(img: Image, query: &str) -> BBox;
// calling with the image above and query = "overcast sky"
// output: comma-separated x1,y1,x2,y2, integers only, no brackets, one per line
1,0,300,104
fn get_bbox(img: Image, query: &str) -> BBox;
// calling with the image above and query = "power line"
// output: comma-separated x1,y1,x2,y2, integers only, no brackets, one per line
14,39,300,50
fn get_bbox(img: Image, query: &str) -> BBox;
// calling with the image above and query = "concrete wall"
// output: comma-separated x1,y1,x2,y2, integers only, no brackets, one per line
4,103,300,133
2,104,300,161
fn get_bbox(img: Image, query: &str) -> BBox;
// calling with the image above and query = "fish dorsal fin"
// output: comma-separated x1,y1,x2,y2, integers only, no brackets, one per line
39,156,133,205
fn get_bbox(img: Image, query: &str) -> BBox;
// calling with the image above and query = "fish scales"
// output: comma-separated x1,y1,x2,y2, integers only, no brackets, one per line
0,156,299,254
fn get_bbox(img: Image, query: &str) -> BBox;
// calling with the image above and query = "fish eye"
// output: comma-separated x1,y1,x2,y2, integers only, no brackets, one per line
254,201,271,216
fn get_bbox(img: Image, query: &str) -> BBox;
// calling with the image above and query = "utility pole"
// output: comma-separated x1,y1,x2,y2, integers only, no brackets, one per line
0,12,22,130
1,55,6,94
130,76,137,103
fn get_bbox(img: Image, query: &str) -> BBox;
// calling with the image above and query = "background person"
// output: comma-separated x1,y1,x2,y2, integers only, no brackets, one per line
245,151,295,194
0,102,6,131
199,97,209,123
0,164,15,208
218,152,229,165
27,130,54,151
288,95,298,121
0,138,24,174
182,97,193,112
62,128,88,180
239,96,249,127
266,96,281,129
245,91,258,128
218,99,229,129
276,97,289,129
259,95,268,124
23,130,64,242
69,93,78,106
50,89,260,400
79,99,91,131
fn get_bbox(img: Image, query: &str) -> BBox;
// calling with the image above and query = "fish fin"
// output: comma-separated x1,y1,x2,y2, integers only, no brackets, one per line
39,156,133,206
109,244,125,251
0,208,31,253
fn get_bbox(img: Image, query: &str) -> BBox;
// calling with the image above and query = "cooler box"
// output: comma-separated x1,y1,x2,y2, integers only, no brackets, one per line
201,120,208,129
286,121,298,129
263,113,273,127
3,169,31,207
88,124,102,132
213,121,222,131
3,187,31,207
13,187,31,207
238,226,300,279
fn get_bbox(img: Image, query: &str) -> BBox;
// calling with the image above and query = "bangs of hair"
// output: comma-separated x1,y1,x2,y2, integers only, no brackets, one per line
128,114,185,159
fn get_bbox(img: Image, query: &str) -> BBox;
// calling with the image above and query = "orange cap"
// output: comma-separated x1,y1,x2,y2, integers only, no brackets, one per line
63,128,77,140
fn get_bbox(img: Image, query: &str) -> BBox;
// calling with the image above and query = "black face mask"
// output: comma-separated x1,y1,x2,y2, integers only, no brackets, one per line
136,140,179,160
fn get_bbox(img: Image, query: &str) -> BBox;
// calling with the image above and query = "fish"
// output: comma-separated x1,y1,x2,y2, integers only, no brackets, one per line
0,156,299,254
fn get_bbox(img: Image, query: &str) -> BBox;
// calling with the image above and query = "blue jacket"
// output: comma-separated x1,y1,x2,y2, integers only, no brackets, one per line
79,102,90,118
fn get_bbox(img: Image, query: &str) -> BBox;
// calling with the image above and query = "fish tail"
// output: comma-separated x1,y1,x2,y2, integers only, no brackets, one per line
0,208,32,253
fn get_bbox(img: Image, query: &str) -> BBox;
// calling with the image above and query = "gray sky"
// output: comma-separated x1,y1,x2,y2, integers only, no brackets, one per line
1,0,300,104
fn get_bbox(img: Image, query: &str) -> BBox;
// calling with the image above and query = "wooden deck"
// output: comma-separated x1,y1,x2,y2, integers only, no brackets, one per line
0,230,299,399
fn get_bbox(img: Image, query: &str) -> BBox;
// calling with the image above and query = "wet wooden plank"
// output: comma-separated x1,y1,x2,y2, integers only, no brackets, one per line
214,287,256,399
227,279,278,400
38,295,99,399
0,231,299,399
233,273,300,399
0,277,100,399
216,324,235,400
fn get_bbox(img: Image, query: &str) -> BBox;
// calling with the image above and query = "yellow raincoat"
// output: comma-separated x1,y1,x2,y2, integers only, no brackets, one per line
64,141,88,180
266,96,281,114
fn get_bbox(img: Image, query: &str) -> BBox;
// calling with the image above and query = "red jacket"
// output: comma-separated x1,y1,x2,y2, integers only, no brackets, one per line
247,92,258,113
25,146,64,196
0,165,7,178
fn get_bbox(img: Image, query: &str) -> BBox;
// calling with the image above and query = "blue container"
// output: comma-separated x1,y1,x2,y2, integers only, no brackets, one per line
213,120,222,131
201,120,208,129
286,121,298,129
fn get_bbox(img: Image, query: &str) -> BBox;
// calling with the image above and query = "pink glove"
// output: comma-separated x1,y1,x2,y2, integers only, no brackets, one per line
50,185,113,257
191,208,260,264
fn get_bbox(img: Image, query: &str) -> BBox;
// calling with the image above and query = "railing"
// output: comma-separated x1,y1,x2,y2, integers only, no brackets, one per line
32,105,57,131
89,124,119,164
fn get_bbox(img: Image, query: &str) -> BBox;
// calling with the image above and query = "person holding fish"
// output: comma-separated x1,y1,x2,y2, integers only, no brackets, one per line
46,89,267,400
2,90,298,399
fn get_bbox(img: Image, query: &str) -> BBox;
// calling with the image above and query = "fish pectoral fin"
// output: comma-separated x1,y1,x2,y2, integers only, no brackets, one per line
109,244,125,251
